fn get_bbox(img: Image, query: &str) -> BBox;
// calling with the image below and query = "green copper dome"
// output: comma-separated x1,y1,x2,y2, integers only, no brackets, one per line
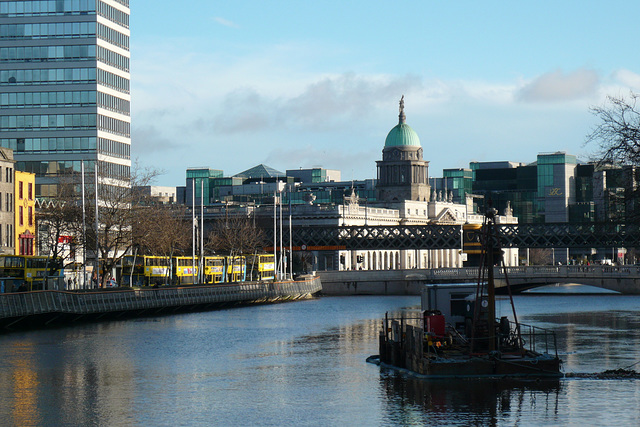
384,95,421,147
384,123,421,147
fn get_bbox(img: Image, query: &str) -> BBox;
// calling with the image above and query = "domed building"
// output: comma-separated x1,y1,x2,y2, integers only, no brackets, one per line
376,96,431,202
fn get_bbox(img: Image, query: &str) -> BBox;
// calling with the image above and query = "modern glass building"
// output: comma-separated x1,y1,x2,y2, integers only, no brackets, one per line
0,0,131,197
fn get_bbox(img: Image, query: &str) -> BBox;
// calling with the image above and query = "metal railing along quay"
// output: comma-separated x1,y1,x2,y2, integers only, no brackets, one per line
0,277,322,329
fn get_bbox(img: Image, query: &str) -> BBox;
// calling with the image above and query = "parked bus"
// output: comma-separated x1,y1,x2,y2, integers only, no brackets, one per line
203,256,226,284
247,254,275,281
225,255,246,283
0,255,62,291
173,256,199,285
121,255,171,286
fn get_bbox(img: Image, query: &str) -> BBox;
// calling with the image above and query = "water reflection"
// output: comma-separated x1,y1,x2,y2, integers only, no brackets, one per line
0,295,639,425
379,369,561,426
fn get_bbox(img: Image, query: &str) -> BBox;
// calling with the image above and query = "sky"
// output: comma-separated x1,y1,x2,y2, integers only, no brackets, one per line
129,1,640,187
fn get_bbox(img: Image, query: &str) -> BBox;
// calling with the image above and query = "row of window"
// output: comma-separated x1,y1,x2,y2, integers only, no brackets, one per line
3,167,14,184
0,0,96,16
97,22,129,50
112,0,129,7
98,137,130,159
0,44,96,62
0,67,129,93
1,137,97,153
0,21,95,39
18,206,34,228
17,160,130,180
17,160,97,176
97,1,128,29
4,192,14,212
99,161,130,180
17,181,34,201
0,90,97,109
97,68,129,93
1,67,96,85
97,91,130,115
97,114,130,137
3,224,14,249
97,45,129,72
1,136,131,159
0,112,130,136
0,113,97,130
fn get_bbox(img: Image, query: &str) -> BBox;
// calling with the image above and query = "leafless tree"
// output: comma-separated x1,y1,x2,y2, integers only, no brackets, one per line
528,248,553,265
134,203,191,258
587,92,640,166
206,215,266,255
84,164,160,286
36,173,84,276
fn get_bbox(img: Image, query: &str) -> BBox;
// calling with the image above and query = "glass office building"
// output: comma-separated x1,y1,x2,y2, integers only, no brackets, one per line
0,0,131,196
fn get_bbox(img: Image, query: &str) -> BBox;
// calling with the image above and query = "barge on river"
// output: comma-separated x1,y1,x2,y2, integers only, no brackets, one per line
376,209,562,379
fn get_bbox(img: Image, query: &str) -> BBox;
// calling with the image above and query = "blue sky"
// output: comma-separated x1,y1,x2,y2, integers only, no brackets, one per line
129,1,640,186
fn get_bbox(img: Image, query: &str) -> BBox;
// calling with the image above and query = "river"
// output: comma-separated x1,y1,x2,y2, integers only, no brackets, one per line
0,294,639,426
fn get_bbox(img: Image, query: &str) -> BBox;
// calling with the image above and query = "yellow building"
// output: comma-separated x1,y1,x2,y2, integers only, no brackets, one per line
15,171,36,256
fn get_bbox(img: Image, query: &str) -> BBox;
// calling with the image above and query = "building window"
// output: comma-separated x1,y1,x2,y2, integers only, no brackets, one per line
18,181,23,199
19,206,23,226
28,206,33,227
28,183,32,200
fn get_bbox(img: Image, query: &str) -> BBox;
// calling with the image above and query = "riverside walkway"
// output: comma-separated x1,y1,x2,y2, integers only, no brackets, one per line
0,277,322,330
319,265,640,295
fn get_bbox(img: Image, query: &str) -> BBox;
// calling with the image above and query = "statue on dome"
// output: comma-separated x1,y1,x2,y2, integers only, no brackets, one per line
399,95,404,114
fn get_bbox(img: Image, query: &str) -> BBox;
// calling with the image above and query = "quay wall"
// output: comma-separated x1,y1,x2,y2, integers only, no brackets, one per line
0,277,322,330
319,266,640,295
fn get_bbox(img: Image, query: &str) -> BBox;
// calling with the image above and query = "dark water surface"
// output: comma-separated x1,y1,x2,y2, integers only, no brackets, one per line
1,295,639,426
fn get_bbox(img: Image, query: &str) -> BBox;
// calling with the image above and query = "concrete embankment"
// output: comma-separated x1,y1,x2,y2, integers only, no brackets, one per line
0,277,322,330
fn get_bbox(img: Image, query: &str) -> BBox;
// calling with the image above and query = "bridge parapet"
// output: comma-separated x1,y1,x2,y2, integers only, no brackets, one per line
320,265,640,295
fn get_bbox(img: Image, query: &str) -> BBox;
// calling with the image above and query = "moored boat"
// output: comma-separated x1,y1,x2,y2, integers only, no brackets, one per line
376,208,562,379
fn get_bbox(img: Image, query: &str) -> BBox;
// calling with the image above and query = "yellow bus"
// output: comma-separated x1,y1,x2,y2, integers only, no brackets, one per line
225,255,246,283
121,255,172,286
173,256,199,285
203,256,226,284
245,254,275,281
0,255,61,291
144,256,171,285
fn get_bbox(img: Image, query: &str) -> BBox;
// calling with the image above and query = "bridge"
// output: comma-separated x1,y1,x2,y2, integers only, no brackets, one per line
318,265,640,295
265,222,640,250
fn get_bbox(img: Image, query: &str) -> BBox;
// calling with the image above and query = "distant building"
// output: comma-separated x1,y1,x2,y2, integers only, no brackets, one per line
15,170,35,255
375,97,430,203
0,148,14,255
135,185,176,204
286,168,341,184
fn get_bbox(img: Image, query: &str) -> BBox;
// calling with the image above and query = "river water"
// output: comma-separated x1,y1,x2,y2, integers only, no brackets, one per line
0,294,639,426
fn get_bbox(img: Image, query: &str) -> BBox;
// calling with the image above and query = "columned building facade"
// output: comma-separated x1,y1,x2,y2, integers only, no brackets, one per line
0,0,131,197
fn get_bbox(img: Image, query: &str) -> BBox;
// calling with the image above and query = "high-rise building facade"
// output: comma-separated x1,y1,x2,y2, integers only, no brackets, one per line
0,0,131,197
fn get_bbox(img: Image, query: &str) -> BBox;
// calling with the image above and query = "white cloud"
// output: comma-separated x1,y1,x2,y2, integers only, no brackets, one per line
516,69,600,103
612,69,640,91
213,17,238,28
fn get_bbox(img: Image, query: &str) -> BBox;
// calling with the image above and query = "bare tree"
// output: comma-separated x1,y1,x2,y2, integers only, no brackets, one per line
207,215,266,255
587,92,640,166
587,92,640,222
528,248,553,265
134,203,191,258
36,174,83,277
84,164,160,286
